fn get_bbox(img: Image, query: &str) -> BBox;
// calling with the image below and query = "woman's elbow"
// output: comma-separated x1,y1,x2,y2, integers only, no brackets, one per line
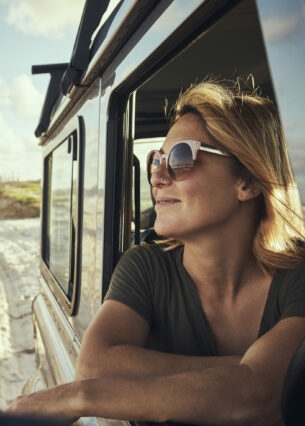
236,379,283,426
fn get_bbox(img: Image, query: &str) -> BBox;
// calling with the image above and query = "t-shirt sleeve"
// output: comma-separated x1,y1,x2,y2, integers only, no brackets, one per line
280,262,305,319
104,245,154,324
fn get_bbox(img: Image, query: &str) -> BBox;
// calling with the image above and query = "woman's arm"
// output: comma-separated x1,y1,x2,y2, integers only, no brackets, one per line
74,316,305,425
8,317,305,425
75,299,240,380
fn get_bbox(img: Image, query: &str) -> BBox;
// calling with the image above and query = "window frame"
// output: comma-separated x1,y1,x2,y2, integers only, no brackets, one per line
40,115,85,316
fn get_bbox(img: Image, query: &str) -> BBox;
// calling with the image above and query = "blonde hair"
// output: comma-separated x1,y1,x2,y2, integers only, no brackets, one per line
162,80,305,273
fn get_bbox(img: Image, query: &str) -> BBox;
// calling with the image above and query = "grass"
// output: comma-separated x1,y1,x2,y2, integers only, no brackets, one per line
0,180,41,206
0,180,41,218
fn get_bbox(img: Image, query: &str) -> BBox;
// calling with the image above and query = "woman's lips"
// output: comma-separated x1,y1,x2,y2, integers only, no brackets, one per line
155,197,180,206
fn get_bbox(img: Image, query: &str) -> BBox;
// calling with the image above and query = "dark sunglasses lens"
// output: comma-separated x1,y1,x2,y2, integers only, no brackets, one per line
147,151,160,181
169,143,194,180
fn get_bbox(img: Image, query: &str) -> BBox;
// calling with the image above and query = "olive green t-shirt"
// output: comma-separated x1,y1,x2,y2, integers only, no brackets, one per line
105,243,305,356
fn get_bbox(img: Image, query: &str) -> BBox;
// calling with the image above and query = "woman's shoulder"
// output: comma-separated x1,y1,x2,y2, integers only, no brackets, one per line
279,253,305,276
273,256,305,292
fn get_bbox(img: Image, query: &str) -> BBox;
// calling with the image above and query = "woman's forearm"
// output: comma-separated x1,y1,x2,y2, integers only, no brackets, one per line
76,343,241,379
74,365,273,425
7,363,279,425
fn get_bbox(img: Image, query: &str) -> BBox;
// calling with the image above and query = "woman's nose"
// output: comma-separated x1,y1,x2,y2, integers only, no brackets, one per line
150,161,171,187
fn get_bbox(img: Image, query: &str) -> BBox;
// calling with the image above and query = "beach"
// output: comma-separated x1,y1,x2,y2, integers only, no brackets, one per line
0,218,40,410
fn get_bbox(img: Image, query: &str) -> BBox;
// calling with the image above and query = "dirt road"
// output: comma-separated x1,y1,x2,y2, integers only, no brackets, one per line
0,218,40,410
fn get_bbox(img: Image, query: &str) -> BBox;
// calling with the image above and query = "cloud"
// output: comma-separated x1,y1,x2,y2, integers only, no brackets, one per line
0,74,44,119
0,113,16,151
0,112,42,181
0,74,44,181
0,0,84,39
262,14,300,43
10,74,44,119
0,77,10,107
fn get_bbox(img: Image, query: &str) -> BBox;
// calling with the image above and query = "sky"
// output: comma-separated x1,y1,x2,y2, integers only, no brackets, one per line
1,0,304,203
0,0,85,182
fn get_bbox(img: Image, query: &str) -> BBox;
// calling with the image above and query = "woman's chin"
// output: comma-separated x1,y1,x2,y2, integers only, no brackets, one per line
154,221,177,239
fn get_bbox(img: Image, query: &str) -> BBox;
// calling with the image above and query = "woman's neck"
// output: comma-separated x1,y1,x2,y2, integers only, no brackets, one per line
182,236,264,299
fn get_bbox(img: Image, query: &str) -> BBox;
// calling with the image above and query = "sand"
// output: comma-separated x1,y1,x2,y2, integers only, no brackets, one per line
0,218,40,410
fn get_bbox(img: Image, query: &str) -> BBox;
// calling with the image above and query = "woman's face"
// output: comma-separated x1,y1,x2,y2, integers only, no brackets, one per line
150,113,245,242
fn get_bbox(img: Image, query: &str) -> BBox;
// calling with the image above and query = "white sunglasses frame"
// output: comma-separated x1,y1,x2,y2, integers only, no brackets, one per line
146,139,230,181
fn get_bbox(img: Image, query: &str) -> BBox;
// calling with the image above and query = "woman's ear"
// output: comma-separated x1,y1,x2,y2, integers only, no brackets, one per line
236,178,262,202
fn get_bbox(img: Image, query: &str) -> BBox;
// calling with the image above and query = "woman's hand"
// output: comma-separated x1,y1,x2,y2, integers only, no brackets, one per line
7,384,80,424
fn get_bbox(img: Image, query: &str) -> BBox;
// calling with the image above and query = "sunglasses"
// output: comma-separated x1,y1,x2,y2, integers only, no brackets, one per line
147,140,230,182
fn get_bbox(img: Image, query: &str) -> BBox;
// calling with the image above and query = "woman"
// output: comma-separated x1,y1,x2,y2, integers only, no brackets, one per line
8,81,305,425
